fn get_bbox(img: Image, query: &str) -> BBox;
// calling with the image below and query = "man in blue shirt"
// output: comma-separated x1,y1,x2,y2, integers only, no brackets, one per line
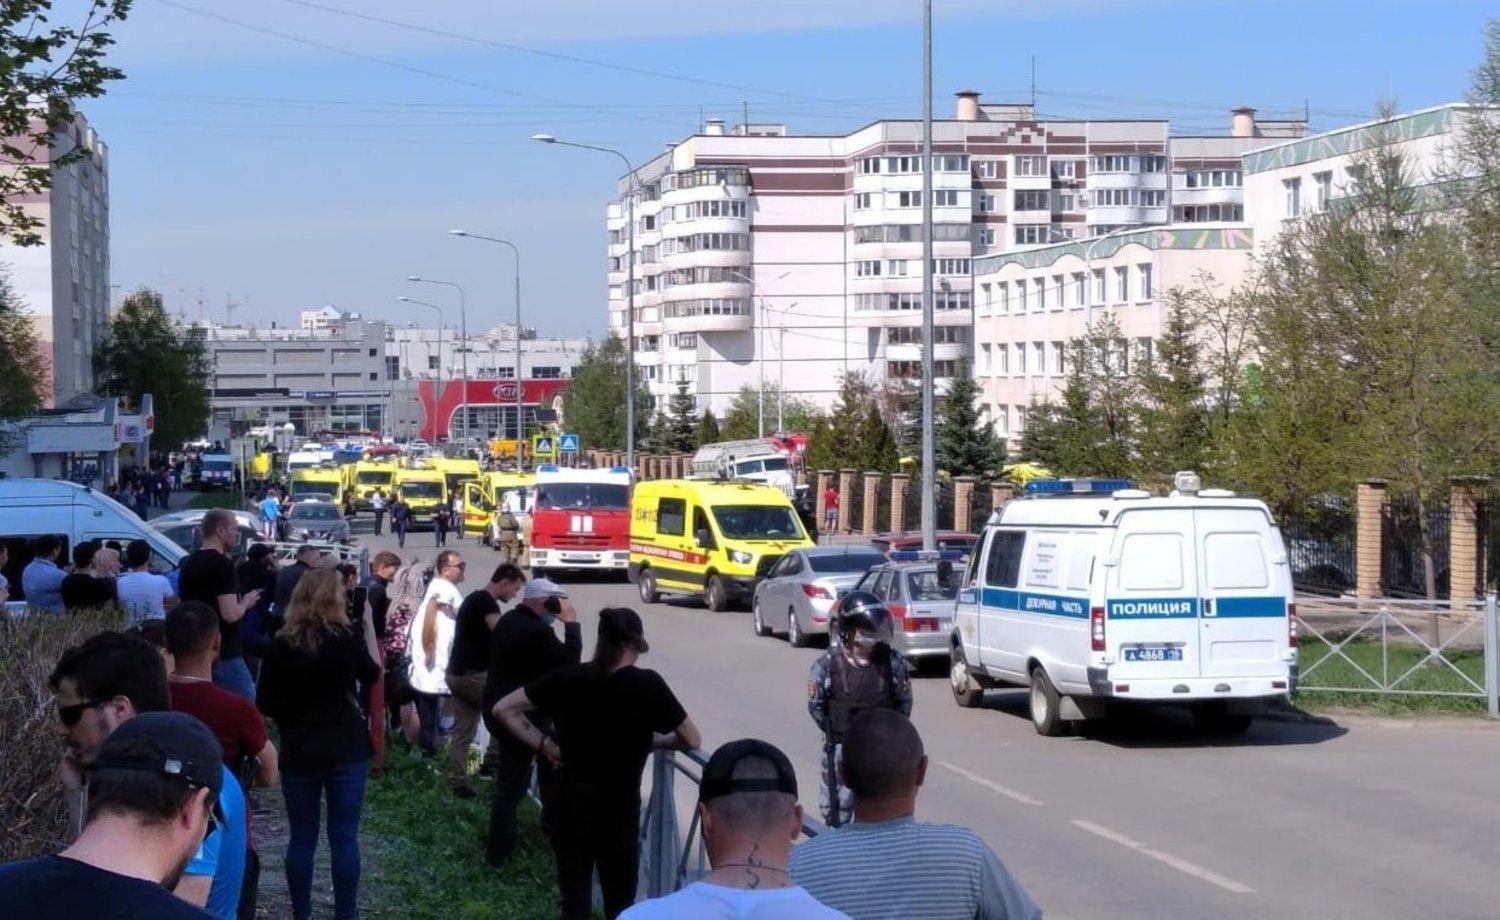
259,490,281,541
22,535,67,612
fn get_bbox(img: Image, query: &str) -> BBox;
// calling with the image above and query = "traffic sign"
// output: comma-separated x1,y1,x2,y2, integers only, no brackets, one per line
532,435,555,458
559,433,580,454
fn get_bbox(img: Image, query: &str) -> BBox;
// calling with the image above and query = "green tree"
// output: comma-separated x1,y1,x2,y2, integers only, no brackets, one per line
936,360,1004,478
93,289,211,448
1016,398,1065,471
1135,291,1211,481
854,404,899,473
1052,316,1137,478
0,3,133,246
694,408,721,448
803,372,876,472
559,336,651,452
720,383,821,441
0,269,45,447
642,409,673,456
879,377,922,462
665,382,698,453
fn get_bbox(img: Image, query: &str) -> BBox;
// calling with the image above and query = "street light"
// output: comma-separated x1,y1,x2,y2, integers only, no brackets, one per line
768,301,799,434
726,269,790,439
532,132,640,472
407,276,469,446
919,0,936,552
397,296,445,443
451,230,526,456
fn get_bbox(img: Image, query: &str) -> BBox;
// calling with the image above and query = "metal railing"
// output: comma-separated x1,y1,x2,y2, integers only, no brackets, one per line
1294,594,1498,714
638,748,829,898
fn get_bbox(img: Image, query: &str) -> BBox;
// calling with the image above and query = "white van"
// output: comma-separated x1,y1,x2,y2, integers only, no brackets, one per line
0,480,187,605
949,473,1298,736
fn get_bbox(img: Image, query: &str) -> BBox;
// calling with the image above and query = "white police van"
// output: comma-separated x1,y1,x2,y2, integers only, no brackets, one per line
949,472,1298,736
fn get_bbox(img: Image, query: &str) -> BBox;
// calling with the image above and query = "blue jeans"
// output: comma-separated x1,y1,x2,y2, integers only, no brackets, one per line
282,759,370,920
213,656,257,702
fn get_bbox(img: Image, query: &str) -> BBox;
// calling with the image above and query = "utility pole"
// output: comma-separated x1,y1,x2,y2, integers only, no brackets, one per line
919,0,937,553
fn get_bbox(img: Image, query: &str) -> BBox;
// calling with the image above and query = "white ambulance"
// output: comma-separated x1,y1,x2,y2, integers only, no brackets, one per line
949,473,1298,736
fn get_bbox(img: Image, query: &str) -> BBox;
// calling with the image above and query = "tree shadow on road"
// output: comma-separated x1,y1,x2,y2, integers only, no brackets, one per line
974,688,1349,749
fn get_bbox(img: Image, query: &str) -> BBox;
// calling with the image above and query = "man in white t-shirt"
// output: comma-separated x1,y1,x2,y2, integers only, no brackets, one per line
115,539,178,625
406,550,465,754
622,739,848,920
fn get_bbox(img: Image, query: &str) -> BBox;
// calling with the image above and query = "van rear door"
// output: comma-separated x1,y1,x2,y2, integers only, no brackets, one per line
1195,507,1289,679
1105,509,1201,681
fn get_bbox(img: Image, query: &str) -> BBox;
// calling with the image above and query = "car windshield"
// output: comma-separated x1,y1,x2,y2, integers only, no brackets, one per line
291,481,336,497
292,503,342,520
938,537,977,552
808,551,887,573
401,481,445,499
712,505,804,540
762,457,790,472
202,459,232,472
906,570,960,601
357,470,393,484
535,483,629,511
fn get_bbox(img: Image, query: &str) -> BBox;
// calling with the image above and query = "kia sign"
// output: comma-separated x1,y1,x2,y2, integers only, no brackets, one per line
494,382,521,400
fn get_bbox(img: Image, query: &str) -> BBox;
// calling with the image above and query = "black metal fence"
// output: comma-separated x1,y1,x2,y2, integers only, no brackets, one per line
936,480,956,532
845,476,865,535
872,475,892,534
901,480,922,532
1279,496,1357,596
1477,491,1500,594
1381,497,1451,600
968,482,995,531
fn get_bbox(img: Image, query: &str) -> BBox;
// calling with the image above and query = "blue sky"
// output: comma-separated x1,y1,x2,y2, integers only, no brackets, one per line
89,0,1491,338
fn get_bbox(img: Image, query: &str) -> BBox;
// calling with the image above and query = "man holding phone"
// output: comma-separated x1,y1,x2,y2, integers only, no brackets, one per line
483,577,581,867
178,510,262,702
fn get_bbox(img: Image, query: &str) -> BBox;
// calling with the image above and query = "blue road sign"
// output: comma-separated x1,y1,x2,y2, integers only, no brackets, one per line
559,433,580,453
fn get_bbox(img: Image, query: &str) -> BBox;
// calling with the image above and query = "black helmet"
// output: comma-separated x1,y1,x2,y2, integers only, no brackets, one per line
831,590,894,651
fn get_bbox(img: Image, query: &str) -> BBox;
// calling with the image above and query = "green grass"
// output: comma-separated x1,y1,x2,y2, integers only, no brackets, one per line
1294,636,1489,716
186,491,243,509
363,747,559,919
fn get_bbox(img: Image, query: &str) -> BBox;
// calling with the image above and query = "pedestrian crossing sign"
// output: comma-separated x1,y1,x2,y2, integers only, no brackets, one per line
559,433,580,454
532,435,556,458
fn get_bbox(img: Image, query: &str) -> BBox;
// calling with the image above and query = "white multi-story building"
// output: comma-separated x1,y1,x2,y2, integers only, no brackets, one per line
605,96,1305,419
3,112,109,406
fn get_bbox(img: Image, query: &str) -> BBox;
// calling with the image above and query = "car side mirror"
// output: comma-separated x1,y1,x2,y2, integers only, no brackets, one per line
695,528,714,550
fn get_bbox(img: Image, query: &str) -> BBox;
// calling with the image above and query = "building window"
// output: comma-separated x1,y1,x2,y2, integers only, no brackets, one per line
1139,190,1165,208
995,405,1009,437
1137,264,1153,300
1184,169,1242,188
995,344,1008,375
977,194,996,213
886,155,922,174
976,160,1000,179
1014,190,1050,211
1314,171,1333,211
1050,341,1065,376
1173,203,1244,222
1032,342,1046,377
1053,160,1076,179
1015,343,1027,375
1284,177,1302,217
896,191,923,208
857,157,882,175
980,344,992,374
1036,277,1047,311
937,154,969,172
976,227,996,248
886,260,910,277
428,355,440,371
998,281,1010,313
1346,164,1366,196
931,258,970,275
856,260,883,277
671,332,697,349
1015,155,1048,177
1014,225,1051,245
1137,337,1154,368
888,326,966,345
1114,267,1129,303
854,192,872,210
1056,192,1077,213
1016,279,1028,312
1072,272,1086,308
979,283,992,314
1051,275,1065,311
934,189,960,207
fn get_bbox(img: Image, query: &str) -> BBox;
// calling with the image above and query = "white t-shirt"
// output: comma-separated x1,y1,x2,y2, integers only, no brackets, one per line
115,570,175,625
407,577,463,694
371,493,386,511
620,882,850,919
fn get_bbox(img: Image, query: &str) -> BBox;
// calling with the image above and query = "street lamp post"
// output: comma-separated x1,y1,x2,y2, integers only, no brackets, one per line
533,133,639,472
776,302,798,433
407,276,469,447
919,0,936,553
451,231,526,455
397,297,445,442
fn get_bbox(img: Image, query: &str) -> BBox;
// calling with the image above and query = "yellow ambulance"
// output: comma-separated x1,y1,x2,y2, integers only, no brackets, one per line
629,479,814,611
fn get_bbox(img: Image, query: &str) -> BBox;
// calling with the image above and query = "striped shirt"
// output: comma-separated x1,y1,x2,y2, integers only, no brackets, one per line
788,817,1042,920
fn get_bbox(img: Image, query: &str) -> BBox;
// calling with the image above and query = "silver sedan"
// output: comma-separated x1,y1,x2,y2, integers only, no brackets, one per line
751,547,888,647
851,562,961,661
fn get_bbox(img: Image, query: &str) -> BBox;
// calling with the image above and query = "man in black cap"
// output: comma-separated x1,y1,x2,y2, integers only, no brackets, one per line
0,711,225,918
620,739,849,918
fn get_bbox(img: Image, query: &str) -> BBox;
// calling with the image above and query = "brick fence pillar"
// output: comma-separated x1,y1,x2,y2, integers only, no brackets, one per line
1356,480,1387,601
954,476,977,533
991,482,1015,512
838,469,857,535
1450,477,1488,602
890,473,910,534
862,472,880,536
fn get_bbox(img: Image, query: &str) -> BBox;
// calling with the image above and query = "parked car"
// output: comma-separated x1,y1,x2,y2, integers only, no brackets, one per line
283,499,351,544
751,547,888,647
868,531,978,562
153,508,263,532
850,561,961,662
149,519,265,561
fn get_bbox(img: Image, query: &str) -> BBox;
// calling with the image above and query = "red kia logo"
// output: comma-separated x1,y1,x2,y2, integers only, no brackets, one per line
493,382,521,400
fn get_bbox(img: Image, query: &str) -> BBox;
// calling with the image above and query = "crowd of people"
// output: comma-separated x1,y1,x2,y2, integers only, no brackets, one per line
1,508,1042,919
3,535,176,622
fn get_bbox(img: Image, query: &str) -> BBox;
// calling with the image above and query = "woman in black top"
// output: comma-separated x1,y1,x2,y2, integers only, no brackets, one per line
258,567,380,920
494,607,701,920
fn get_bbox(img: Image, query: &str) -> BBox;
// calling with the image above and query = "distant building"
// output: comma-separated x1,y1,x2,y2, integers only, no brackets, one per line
1,111,110,406
299,304,344,330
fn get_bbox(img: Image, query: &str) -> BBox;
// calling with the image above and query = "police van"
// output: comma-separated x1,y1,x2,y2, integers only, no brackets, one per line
949,472,1298,736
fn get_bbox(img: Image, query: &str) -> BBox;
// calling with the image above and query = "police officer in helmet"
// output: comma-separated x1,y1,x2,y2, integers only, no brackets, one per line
806,589,913,827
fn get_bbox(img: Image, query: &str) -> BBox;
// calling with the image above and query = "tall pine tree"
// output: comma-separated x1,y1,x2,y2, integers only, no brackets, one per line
1135,292,1210,480
666,382,698,453
936,360,1004,478
694,409,721,448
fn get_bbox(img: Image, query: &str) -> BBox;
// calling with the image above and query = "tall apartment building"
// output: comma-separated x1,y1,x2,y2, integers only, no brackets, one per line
606,94,1304,419
3,112,110,405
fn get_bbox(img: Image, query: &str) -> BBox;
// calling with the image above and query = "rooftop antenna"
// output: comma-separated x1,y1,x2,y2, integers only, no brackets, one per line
1030,55,1036,108
742,99,749,133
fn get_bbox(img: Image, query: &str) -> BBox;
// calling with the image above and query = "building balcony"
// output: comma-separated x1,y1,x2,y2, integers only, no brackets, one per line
661,308,752,334
1087,172,1169,191
883,340,968,363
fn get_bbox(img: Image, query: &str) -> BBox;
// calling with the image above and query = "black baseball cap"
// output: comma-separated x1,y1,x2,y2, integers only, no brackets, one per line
698,739,798,803
93,712,226,820
599,607,649,654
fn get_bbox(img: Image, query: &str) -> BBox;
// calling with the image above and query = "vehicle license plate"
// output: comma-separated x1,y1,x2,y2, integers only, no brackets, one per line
1124,646,1182,662
564,554,594,563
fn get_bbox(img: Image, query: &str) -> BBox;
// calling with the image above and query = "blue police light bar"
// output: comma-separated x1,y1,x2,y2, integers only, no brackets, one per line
537,463,559,472
1024,478,1133,496
610,466,631,474
889,549,968,563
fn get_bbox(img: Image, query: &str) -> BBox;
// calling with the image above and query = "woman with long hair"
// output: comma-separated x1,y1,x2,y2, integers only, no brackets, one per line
257,567,380,920
493,607,701,919
380,559,430,746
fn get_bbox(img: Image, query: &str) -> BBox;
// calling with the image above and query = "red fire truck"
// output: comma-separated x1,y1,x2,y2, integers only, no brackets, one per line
527,465,634,575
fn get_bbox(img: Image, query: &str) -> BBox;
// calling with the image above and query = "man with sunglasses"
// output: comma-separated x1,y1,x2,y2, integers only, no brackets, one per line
0,711,226,918
807,591,912,828
48,631,248,920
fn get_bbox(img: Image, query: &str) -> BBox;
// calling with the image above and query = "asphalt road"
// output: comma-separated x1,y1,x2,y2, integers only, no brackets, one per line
356,521,1500,920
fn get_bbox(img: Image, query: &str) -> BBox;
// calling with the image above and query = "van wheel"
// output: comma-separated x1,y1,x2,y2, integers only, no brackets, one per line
704,574,729,612
788,608,810,647
1029,667,1066,737
1193,703,1253,736
950,648,985,709
752,599,771,637
638,568,660,604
